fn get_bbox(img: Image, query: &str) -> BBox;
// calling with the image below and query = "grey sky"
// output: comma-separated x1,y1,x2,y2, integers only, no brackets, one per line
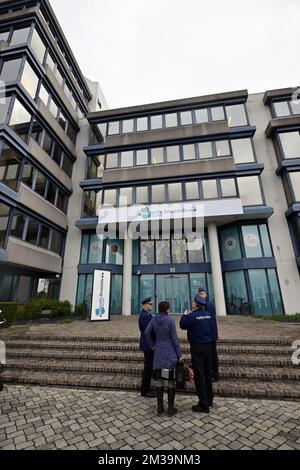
50,0,300,109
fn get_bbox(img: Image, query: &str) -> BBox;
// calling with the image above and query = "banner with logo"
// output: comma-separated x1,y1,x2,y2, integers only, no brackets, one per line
90,270,111,322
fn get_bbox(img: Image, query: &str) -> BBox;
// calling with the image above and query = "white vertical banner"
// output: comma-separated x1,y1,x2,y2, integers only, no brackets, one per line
90,270,111,322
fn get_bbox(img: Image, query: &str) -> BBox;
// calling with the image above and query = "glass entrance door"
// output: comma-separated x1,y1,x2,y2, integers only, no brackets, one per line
156,275,190,314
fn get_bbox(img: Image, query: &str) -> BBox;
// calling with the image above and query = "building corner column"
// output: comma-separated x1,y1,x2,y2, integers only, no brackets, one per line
122,229,133,316
207,223,227,316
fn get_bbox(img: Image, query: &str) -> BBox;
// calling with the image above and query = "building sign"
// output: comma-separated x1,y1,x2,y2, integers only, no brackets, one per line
91,270,111,322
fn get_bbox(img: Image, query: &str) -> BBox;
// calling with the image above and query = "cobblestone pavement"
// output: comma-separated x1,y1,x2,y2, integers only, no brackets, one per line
0,385,300,450
3,315,300,342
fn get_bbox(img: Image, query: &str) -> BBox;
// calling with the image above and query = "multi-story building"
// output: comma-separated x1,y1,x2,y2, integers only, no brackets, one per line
1,0,299,317
0,0,104,303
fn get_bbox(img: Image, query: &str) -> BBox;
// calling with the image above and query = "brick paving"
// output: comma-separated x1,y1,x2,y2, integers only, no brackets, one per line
0,385,300,450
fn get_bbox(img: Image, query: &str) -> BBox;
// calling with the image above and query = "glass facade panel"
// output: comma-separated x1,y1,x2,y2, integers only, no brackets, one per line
211,106,225,121
190,273,207,300
151,184,165,203
290,99,300,115
83,191,97,217
273,101,290,117
10,211,25,239
10,27,30,46
38,84,49,106
80,233,89,264
220,178,236,197
0,202,10,248
165,113,178,128
182,144,196,160
225,271,248,313
187,238,205,263
172,239,187,263
34,172,46,197
88,234,103,264
21,61,39,99
25,218,39,245
166,146,180,163
185,181,199,200
105,239,124,265
226,104,248,127
237,176,263,206
131,276,139,314
168,183,182,202
216,140,231,157
0,58,22,82
156,240,171,264
0,142,22,191
242,225,263,258
260,224,273,257
248,269,272,315
121,151,133,167
202,180,218,199
151,147,164,165
151,115,162,130
231,138,255,163
180,111,193,125
220,226,242,261
136,117,148,132
50,230,61,253
39,225,50,250
49,98,58,118
106,153,118,169
76,275,86,308
119,187,133,206
30,29,46,64
195,108,208,124
140,240,155,264
290,172,300,201
198,142,213,159
103,189,116,207
140,275,155,305
9,98,31,141
279,132,300,159
122,119,134,133
268,269,284,314
136,186,148,204
136,149,148,166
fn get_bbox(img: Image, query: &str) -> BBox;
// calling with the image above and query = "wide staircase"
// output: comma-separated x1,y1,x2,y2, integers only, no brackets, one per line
1,333,300,400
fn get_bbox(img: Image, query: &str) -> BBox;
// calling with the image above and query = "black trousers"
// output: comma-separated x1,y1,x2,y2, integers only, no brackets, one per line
141,350,154,394
190,343,214,409
211,340,219,378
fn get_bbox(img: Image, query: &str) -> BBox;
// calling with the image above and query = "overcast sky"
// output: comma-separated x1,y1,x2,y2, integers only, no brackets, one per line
50,0,300,109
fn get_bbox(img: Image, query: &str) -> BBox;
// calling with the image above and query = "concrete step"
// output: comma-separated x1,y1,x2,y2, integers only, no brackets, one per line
4,340,292,356
6,349,296,367
5,359,300,382
2,369,300,401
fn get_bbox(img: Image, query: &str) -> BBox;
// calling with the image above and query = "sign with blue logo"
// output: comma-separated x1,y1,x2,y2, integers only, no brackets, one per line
90,270,111,322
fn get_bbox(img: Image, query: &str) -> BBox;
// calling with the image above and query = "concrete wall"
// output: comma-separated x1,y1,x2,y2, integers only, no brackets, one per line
6,237,62,273
247,92,300,314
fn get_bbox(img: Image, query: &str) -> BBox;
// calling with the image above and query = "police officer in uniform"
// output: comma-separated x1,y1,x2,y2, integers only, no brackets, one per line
139,297,156,398
198,287,219,382
180,295,214,413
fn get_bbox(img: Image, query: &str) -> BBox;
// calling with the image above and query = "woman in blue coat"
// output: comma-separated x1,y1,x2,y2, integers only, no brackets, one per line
145,301,182,416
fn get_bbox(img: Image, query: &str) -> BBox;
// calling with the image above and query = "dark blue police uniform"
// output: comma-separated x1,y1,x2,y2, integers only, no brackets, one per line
180,295,214,412
138,297,155,397
198,288,219,381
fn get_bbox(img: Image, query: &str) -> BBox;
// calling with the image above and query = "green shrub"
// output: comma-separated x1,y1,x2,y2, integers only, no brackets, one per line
254,313,300,322
0,303,18,328
23,299,72,320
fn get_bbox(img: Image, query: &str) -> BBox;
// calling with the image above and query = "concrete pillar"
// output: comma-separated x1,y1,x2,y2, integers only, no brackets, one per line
207,223,227,316
122,230,133,316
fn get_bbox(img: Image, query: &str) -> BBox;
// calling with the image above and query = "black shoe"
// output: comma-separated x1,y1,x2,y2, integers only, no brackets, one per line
192,404,209,413
167,388,178,416
212,373,220,382
141,391,156,398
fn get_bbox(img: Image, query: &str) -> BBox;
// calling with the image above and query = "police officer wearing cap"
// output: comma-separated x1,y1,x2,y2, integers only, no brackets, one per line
180,295,214,413
198,287,219,382
139,297,156,398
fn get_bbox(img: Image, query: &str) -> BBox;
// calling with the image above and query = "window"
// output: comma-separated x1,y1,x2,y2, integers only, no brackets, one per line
290,172,300,201
56,190,67,213
10,27,30,46
0,142,22,191
151,115,162,130
62,154,73,177
226,104,248,127
188,239,205,263
185,181,199,200
121,151,134,167
248,270,273,314
273,101,290,117
103,189,117,207
180,111,193,125
259,225,273,257
156,240,171,264
140,241,155,264
242,225,263,258
45,52,55,73
10,211,26,239
211,106,225,121
182,144,196,160
34,172,47,197
108,121,120,135
198,142,213,159
231,138,255,164
119,187,133,206
83,191,98,217
225,271,248,310
53,144,63,166
30,29,46,64
54,67,63,87
195,108,208,124
50,230,61,254
166,146,180,163
0,95,11,124
49,98,58,118
0,31,9,42
105,239,124,265
122,119,134,133
46,181,57,205
168,183,182,202
136,149,148,165
0,202,10,248
67,122,77,144
136,186,148,204
58,111,67,131
0,58,22,82
290,99,300,116
221,226,242,261
279,132,300,159
88,234,103,264
237,176,263,206
151,147,164,165
21,162,35,188
216,140,231,157
31,120,43,143
42,132,54,156
165,113,178,128
202,180,218,199
151,185,165,203
38,84,50,106
220,179,237,198
20,61,39,99
106,153,118,169
9,98,31,142
172,239,187,263
25,218,39,245
136,117,148,132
